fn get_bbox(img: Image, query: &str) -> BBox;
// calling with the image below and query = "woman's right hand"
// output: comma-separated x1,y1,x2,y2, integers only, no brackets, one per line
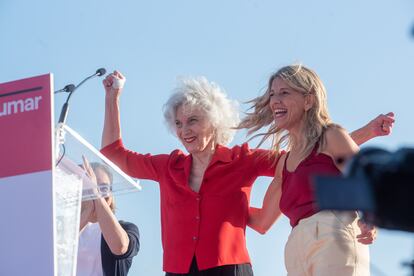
101,71,124,147
103,70,126,99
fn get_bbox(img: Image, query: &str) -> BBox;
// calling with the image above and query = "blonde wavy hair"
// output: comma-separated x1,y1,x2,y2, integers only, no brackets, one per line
239,64,335,155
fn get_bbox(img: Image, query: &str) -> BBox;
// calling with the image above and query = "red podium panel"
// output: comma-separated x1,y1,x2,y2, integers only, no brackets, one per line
0,74,53,178
0,73,139,276
0,74,55,276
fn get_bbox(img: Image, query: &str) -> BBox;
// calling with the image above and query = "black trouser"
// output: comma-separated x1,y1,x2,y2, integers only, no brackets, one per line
165,257,254,276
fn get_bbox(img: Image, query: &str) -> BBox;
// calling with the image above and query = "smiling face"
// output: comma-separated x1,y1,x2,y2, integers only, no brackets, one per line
175,104,217,155
269,77,313,133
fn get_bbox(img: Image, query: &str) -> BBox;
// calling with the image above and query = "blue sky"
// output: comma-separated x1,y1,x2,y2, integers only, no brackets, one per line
1,0,413,275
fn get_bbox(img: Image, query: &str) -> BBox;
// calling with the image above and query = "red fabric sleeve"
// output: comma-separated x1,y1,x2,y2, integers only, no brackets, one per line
100,139,170,182
239,143,278,177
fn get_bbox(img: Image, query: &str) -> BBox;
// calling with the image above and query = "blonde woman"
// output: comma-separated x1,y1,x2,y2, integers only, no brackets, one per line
240,65,394,276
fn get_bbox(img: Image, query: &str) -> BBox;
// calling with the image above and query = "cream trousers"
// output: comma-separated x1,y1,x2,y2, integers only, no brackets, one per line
284,211,370,276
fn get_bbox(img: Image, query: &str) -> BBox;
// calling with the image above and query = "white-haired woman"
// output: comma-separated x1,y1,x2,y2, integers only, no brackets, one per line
241,65,394,276
100,71,278,276
100,70,392,276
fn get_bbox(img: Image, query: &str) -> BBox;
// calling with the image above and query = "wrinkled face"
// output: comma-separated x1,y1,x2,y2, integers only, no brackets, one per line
269,77,311,131
175,104,216,154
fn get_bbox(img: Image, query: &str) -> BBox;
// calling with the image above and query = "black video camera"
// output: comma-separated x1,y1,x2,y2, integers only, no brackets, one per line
314,147,414,232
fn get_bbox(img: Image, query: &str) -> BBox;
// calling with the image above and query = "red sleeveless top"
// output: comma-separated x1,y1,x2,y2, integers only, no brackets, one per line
279,144,341,227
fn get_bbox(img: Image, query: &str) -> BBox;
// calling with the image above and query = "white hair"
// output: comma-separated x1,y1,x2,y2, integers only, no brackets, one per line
163,77,240,145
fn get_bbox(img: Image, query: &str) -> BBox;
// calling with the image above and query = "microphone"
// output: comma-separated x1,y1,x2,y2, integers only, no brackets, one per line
96,68,106,76
58,68,106,124
54,84,76,94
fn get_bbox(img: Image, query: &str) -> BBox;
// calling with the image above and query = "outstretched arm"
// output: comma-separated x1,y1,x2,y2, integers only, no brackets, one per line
248,176,283,234
350,112,395,146
102,71,125,148
248,154,286,234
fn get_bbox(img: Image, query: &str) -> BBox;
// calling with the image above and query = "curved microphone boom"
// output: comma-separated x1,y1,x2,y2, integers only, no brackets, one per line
73,68,107,92
58,68,106,124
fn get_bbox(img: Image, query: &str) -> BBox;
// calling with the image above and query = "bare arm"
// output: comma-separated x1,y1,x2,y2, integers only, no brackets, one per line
248,154,286,234
101,71,125,148
322,126,359,172
248,177,283,234
81,157,130,255
94,198,130,255
79,196,127,251
350,112,395,146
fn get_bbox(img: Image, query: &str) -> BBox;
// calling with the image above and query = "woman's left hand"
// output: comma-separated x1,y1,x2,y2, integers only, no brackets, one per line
367,112,395,138
356,219,377,244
